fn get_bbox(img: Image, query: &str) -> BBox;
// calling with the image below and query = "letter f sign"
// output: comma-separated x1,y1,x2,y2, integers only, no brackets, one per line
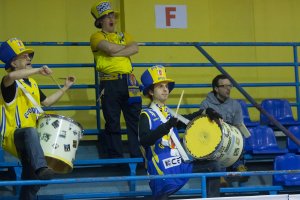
165,7,176,26
155,5,187,29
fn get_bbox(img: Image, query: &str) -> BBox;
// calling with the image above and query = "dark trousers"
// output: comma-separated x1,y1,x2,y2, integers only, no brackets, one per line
193,160,221,198
14,127,47,200
100,78,142,158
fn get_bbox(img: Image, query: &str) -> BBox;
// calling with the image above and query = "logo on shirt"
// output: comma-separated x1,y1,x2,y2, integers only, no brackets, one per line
148,110,157,117
24,107,40,118
162,156,181,169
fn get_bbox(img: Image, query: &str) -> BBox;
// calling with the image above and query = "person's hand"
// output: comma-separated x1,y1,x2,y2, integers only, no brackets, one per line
39,65,52,76
64,76,76,88
206,107,223,127
165,117,178,130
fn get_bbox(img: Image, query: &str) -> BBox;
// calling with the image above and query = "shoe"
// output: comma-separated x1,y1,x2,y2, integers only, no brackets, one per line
237,164,249,183
36,167,54,180
220,177,229,187
237,164,247,172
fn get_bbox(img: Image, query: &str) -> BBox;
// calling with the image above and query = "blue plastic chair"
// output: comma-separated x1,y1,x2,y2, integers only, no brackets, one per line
260,99,299,126
237,99,259,127
0,147,22,195
287,126,300,153
246,125,288,154
244,127,256,153
274,153,300,186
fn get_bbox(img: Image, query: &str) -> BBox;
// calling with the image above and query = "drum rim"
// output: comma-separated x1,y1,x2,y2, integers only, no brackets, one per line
38,114,83,130
184,115,222,160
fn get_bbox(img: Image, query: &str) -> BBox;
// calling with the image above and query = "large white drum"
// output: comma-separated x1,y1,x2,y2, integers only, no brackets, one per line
183,116,244,168
37,114,83,173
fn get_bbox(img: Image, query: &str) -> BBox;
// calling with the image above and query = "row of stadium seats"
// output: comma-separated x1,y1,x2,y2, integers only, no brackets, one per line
274,153,300,186
244,125,300,155
238,99,299,127
245,126,288,155
240,98,300,160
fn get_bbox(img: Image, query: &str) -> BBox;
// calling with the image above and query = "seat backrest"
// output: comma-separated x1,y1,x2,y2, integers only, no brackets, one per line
287,126,300,152
237,99,260,126
251,125,279,149
274,153,300,170
260,99,295,125
237,99,251,122
244,127,257,151
274,153,299,183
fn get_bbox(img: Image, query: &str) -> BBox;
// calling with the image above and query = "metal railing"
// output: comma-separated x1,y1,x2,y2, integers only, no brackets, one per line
1,42,299,135
1,41,300,198
0,170,299,199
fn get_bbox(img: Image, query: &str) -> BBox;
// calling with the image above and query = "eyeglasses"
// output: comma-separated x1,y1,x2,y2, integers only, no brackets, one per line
217,84,233,89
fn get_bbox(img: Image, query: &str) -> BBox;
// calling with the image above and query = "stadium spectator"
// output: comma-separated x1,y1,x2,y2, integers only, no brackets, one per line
90,0,142,158
139,65,223,199
200,74,251,186
0,38,75,200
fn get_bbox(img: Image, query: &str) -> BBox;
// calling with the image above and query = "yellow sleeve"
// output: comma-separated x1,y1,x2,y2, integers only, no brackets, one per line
124,32,134,44
90,32,106,51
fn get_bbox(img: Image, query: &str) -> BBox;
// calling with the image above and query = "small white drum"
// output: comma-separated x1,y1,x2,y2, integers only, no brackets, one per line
183,116,244,168
37,114,83,174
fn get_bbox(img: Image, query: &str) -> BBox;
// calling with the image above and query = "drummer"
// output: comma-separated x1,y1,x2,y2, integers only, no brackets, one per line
138,65,223,199
0,38,76,200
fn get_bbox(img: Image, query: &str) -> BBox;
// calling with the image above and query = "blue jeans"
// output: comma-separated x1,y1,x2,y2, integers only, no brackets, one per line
14,127,48,200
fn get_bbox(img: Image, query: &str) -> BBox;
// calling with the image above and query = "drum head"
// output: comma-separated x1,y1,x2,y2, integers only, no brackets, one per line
38,114,83,131
184,116,222,159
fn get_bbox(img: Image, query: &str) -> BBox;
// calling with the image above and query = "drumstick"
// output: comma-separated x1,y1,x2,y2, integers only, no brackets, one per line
50,74,62,89
175,90,184,117
170,90,190,162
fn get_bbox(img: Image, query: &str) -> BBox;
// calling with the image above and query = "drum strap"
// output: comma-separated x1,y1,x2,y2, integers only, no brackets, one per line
236,123,251,138
16,80,44,114
150,103,190,162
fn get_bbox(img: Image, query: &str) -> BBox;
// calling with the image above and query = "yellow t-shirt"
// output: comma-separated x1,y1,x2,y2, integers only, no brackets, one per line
0,78,42,157
90,31,134,75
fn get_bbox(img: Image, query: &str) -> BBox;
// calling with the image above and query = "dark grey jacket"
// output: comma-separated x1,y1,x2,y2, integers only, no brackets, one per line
200,92,243,126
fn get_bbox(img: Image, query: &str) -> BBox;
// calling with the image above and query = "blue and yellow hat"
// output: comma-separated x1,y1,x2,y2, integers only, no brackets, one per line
91,0,118,28
141,65,175,96
0,38,34,71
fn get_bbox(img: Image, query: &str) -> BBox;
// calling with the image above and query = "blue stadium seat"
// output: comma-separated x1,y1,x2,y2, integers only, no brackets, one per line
287,126,300,153
260,99,299,126
273,153,300,186
0,147,22,195
246,126,288,154
244,127,256,153
237,99,259,127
